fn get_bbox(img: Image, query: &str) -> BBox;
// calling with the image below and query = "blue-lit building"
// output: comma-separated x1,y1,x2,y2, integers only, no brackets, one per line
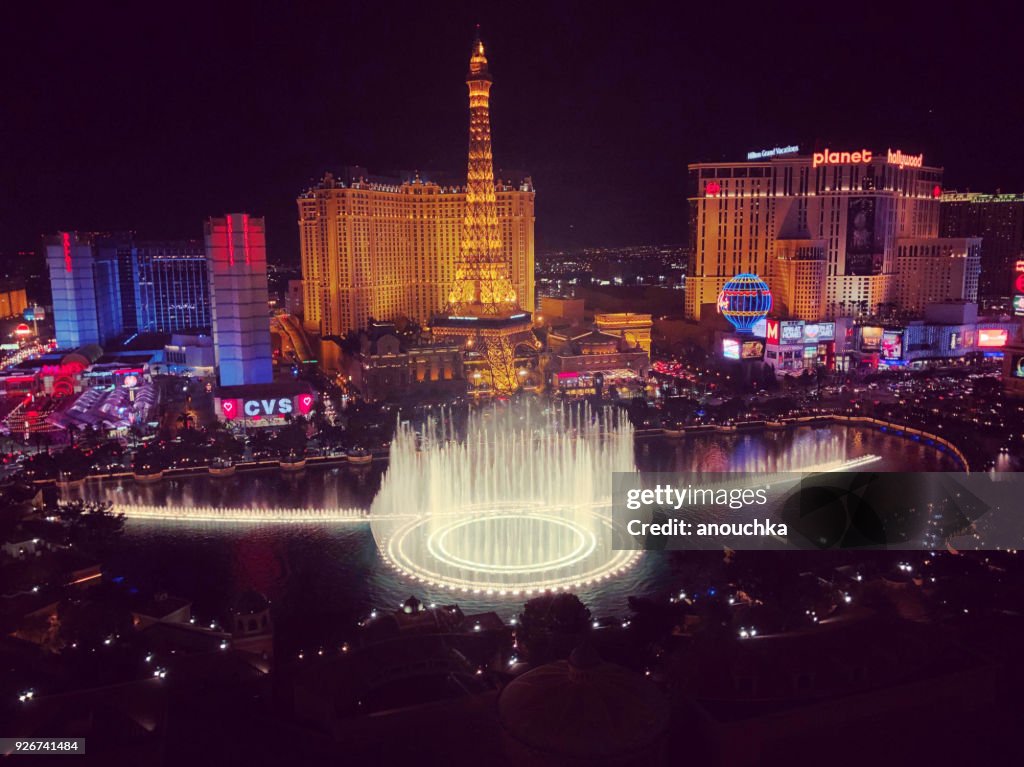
114,240,211,333
46,233,214,351
46,231,125,348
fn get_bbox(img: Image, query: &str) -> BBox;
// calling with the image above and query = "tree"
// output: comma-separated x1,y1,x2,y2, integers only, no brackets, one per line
516,593,592,664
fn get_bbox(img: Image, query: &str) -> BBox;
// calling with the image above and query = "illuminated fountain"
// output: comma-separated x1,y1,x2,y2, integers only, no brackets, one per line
369,403,641,595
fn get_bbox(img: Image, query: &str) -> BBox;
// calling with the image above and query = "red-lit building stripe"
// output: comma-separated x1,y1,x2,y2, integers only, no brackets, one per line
242,214,251,265
226,216,235,265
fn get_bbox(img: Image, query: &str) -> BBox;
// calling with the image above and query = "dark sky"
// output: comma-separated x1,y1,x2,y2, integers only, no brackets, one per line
3,1,1023,262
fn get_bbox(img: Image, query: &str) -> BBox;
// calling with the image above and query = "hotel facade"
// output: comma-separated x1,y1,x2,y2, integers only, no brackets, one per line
685,147,979,321
297,171,535,338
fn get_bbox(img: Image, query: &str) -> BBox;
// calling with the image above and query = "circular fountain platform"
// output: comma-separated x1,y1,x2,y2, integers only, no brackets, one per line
380,502,640,594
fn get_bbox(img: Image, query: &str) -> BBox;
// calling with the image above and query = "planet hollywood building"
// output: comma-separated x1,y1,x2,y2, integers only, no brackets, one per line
686,146,980,322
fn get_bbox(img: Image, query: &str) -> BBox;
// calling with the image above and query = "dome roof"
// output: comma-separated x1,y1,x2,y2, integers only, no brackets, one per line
498,647,669,761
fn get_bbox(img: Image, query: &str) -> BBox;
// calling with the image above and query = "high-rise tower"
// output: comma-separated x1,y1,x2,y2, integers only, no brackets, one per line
432,29,537,394
205,213,273,387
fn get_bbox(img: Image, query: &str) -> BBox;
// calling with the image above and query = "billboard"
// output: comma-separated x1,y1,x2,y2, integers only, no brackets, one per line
881,330,903,360
978,328,1008,348
780,320,804,343
845,197,883,276
1013,294,1024,316
860,326,883,352
741,340,765,360
1011,354,1024,379
801,322,835,343
722,338,740,360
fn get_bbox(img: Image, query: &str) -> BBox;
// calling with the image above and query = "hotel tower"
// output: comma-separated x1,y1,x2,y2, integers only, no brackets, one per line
685,148,980,320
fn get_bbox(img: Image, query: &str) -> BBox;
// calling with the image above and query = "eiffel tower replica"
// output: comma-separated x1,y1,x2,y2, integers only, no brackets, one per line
431,29,537,395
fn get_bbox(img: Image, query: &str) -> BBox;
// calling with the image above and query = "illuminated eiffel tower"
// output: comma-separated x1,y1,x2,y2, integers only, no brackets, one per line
432,29,536,394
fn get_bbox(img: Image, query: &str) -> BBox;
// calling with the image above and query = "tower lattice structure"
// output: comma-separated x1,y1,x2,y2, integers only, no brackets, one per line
445,32,520,316
433,30,536,394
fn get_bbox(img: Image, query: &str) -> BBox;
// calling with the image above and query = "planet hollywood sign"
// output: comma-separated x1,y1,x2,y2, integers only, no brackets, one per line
810,147,924,169
220,393,315,421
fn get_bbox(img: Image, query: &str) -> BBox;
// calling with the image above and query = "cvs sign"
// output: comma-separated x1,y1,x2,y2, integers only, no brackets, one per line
243,398,294,417
220,392,316,420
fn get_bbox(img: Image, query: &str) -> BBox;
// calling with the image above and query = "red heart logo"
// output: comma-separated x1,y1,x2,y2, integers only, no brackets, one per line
222,400,237,419
297,394,313,415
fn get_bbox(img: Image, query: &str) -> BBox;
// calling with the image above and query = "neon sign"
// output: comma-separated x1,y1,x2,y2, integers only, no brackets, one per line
221,394,314,420
62,232,72,273
887,149,924,169
747,145,799,160
812,148,872,168
705,181,721,197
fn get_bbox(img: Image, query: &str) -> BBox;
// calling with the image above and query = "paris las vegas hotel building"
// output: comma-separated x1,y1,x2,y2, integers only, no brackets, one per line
297,169,535,337
685,146,980,322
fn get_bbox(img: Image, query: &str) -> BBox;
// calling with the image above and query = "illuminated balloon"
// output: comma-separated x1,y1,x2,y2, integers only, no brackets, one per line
717,273,772,334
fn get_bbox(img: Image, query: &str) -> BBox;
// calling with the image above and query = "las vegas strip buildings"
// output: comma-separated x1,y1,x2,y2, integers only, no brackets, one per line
36,216,310,433
681,146,1022,377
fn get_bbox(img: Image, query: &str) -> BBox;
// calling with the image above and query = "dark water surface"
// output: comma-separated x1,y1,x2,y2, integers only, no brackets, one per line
78,427,959,643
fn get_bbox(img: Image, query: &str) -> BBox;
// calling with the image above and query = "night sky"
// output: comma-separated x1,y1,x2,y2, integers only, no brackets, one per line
3,1,1022,262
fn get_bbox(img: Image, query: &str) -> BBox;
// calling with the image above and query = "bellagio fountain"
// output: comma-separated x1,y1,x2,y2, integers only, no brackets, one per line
369,403,641,596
